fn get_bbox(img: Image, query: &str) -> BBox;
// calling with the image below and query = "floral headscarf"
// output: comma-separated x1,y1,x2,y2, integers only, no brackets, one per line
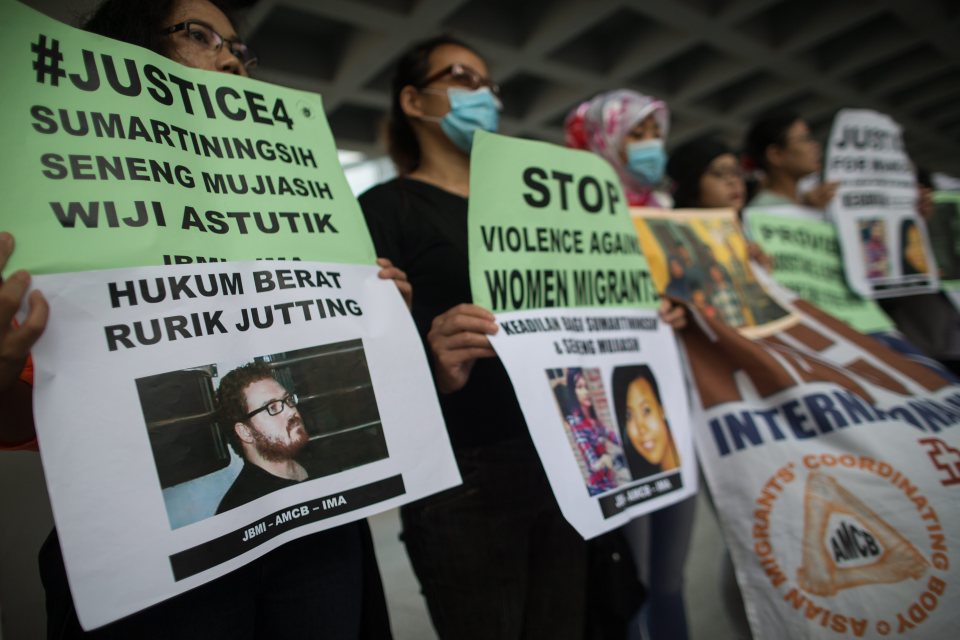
565,89,670,207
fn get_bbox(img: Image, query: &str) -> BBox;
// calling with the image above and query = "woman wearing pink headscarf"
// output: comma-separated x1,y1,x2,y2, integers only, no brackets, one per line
567,90,696,640
565,89,672,208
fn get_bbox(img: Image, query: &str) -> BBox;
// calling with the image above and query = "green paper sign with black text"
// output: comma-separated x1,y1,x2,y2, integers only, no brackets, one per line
468,131,658,312
0,0,375,275
467,131,695,540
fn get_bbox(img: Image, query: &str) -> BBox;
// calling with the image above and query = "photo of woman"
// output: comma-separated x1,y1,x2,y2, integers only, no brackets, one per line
612,365,680,480
860,219,888,279
548,368,630,496
900,219,930,276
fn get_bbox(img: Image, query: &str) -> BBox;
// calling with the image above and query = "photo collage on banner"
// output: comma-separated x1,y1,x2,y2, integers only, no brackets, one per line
634,207,960,640
744,205,895,335
633,208,793,337
825,109,938,298
468,131,696,539
1,2,458,629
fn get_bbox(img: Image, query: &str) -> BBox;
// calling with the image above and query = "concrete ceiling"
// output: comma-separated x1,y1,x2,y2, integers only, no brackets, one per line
26,0,960,175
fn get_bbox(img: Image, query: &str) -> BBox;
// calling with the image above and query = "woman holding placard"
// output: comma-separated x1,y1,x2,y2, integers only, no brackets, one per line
1,1,399,637
358,36,590,639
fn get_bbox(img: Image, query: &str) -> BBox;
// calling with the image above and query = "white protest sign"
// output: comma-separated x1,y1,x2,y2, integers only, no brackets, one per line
488,308,696,539
25,261,458,629
467,133,697,539
825,109,938,298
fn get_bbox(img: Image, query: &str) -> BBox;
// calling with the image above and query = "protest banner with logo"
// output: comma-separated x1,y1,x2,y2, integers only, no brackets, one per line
1,3,458,629
929,192,960,310
744,205,894,334
467,131,695,539
824,109,937,298
634,207,960,639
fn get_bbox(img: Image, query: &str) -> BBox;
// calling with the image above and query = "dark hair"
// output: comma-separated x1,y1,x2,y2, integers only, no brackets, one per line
564,368,598,421
611,365,673,480
217,361,275,455
81,0,239,56
386,35,480,174
744,110,801,172
900,219,924,276
667,137,733,208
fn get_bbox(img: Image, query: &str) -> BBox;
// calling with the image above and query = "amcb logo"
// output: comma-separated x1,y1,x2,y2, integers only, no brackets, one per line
798,471,927,597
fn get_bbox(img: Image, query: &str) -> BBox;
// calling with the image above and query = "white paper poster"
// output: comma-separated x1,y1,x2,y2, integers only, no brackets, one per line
488,308,696,539
466,133,697,540
24,261,459,629
825,109,938,298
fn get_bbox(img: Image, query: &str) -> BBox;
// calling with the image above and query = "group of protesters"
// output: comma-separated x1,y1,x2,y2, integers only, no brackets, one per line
2,1,957,639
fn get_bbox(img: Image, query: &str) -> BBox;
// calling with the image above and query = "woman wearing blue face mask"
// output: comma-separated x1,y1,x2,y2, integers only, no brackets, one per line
565,90,672,208
358,37,588,639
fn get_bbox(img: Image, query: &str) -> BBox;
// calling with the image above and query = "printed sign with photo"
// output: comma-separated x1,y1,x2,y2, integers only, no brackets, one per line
1,4,457,629
27,261,458,627
469,132,696,539
824,109,938,298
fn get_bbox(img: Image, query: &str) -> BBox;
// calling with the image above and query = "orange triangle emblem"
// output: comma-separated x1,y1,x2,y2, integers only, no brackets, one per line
797,471,928,596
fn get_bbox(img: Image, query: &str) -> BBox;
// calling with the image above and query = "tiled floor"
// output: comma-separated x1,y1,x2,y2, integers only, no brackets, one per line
369,491,748,640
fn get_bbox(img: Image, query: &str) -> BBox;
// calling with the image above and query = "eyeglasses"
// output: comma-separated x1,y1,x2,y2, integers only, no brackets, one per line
246,393,298,419
163,21,258,69
417,63,501,98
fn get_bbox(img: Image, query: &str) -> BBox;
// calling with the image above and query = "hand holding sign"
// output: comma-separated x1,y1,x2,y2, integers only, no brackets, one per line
801,181,839,210
659,298,687,330
375,257,412,309
0,232,48,446
0,232,48,390
427,303,498,393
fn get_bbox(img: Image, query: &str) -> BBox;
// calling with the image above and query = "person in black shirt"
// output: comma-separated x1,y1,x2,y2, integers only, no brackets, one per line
216,361,309,513
359,36,589,640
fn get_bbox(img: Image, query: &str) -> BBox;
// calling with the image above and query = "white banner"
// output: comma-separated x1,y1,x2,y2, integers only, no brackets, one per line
488,307,696,539
825,109,938,298
684,291,960,639
24,261,459,629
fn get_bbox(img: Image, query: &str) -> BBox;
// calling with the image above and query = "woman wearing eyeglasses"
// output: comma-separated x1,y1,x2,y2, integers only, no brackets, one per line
667,137,774,272
1,1,392,638
359,38,588,639
82,0,257,75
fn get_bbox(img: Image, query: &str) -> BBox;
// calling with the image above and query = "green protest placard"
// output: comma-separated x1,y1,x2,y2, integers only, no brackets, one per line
930,192,960,292
0,1,376,275
468,131,657,312
745,207,894,333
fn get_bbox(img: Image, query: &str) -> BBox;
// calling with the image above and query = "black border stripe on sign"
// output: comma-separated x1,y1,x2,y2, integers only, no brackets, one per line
170,474,405,580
